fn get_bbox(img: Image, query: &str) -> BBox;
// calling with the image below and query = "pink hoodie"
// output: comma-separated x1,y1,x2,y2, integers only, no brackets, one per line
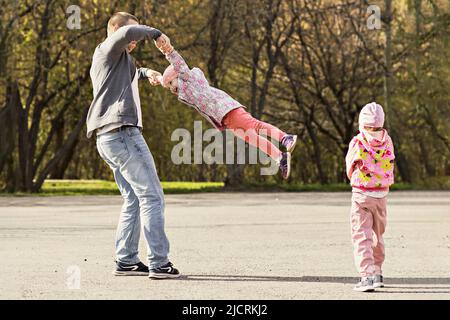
345,129,395,192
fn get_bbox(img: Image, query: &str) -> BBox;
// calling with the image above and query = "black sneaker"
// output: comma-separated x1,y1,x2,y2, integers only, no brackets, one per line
112,261,149,276
149,262,181,279
279,152,291,179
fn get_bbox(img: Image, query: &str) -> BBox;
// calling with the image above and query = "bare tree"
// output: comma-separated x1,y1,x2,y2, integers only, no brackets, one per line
1,1,112,192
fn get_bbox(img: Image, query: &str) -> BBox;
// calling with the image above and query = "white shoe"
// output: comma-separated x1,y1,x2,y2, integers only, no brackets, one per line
372,274,384,288
354,277,375,292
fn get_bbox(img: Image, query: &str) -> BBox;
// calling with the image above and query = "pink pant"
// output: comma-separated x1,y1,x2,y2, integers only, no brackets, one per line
222,108,286,161
350,192,387,277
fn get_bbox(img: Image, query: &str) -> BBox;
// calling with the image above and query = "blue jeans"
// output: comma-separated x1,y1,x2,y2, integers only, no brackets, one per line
96,127,170,268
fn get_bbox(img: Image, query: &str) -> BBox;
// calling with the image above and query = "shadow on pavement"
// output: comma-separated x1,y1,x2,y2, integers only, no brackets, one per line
182,274,450,287
371,289,450,294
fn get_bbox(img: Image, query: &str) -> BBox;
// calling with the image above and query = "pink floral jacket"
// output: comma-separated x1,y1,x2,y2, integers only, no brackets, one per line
166,50,243,130
345,129,395,191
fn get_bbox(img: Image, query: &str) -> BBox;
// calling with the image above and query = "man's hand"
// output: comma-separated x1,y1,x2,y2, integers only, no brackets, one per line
147,69,163,86
154,34,174,55
155,34,170,49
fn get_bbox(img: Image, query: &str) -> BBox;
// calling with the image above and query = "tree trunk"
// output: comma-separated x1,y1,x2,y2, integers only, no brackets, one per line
0,81,16,173
0,80,19,191
306,123,327,184
224,164,244,188
383,0,412,182
48,118,80,179
32,106,89,192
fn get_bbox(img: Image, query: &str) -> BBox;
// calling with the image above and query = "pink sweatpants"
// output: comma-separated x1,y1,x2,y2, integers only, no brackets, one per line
222,107,286,161
350,192,387,277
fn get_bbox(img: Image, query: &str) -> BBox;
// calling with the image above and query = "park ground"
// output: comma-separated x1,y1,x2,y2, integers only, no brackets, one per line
0,191,449,299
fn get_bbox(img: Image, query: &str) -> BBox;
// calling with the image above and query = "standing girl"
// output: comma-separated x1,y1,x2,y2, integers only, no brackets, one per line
345,102,395,292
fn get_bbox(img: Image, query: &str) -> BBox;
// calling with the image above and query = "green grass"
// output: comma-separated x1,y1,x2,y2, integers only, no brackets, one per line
38,180,225,196
1,177,448,196
228,181,350,192
42,179,119,195
241,177,450,193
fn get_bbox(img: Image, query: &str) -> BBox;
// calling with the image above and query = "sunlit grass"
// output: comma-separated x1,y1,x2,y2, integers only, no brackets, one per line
39,180,225,195
1,177,448,196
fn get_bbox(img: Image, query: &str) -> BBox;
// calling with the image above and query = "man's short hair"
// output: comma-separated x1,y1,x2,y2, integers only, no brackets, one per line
107,12,139,36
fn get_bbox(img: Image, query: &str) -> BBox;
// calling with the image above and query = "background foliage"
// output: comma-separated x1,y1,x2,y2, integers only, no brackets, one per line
0,0,449,192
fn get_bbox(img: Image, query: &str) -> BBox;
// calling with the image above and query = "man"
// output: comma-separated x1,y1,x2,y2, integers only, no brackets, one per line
87,12,180,279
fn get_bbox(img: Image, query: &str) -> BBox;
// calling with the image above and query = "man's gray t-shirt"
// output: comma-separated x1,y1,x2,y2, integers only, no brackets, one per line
96,70,142,135
87,24,161,138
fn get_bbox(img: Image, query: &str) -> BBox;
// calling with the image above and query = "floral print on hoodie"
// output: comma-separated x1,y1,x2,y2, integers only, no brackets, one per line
165,50,243,130
345,129,395,190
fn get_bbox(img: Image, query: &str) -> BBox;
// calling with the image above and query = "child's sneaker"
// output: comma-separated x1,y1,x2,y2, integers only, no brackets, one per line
372,274,384,288
279,152,291,179
353,277,375,292
281,134,298,153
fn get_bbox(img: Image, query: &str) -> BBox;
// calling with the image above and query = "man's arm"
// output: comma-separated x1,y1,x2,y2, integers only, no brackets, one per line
100,25,162,57
137,68,152,80
137,68,162,85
